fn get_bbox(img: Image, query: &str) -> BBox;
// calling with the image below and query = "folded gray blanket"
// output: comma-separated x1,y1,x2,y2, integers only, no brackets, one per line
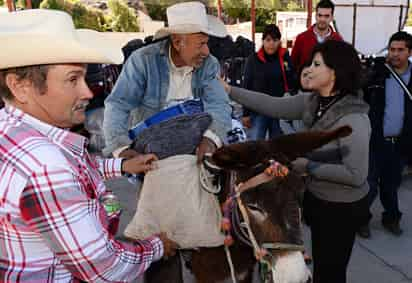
131,113,212,159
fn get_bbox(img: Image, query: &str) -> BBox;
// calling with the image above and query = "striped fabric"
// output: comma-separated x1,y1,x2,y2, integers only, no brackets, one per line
0,105,163,282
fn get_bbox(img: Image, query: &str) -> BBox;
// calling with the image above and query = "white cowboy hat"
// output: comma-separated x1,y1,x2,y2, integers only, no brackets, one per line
0,9,124,70
154,1,227,40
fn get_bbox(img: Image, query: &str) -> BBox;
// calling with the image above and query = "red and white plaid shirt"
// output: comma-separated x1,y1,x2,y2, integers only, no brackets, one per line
0,105,163,283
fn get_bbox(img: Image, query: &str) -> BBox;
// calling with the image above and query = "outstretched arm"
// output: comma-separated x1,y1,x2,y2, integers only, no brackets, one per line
229,86,307,121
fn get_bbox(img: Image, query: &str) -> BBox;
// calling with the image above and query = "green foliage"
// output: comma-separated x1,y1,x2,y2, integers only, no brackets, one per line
222,0,249,21
107,0,139,32
40,0,107,31
72,2,107,30
143,0,192,21
255,8,277,32
407,8,412,27
286,1,304,11
221,0,283,31
40,0,139,32
17,0,42,8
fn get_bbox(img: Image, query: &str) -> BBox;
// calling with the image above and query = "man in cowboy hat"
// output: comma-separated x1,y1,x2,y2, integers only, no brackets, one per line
0,9,178,282
103,1,232,162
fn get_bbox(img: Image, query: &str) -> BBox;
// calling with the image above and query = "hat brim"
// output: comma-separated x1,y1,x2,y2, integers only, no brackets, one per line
0,29,124,69
154,15,227,40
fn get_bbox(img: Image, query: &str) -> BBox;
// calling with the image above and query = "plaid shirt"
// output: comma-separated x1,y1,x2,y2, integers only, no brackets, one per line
0,105,163,283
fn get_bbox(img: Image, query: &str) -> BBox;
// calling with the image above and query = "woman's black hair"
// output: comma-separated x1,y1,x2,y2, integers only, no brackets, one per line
262,24,281,41
310,40,361,96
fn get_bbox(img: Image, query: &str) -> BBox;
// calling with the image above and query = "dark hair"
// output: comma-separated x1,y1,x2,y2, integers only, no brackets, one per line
262,24,281,41
310,40,361,95
316,0,335,14
389,31,412,50
0,65,50,100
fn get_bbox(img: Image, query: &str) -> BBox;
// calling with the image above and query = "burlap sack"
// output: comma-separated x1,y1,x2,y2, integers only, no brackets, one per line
124,155,225,248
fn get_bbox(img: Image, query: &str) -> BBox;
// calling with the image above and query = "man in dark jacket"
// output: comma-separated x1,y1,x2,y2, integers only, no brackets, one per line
291,0,342,71
360,31,412,238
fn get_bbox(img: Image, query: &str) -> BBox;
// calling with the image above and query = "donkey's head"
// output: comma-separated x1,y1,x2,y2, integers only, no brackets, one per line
212,126,352,248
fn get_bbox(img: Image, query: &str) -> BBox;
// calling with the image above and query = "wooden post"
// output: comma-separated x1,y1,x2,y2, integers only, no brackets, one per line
352,3,357,46
217,0,222,20
251,0,255,43
307,0,313,28
26,0,32,9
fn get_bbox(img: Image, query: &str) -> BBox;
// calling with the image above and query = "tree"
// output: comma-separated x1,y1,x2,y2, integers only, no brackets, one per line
222,0,249,21
407,7,412,26
40,0,107,31
143,0,210,21
107,0,139,32
286,1,304,11
40,0,139,32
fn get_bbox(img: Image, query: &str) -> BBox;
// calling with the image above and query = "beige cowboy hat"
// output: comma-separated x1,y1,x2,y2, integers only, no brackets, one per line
0,9,124,70
154,1,227,40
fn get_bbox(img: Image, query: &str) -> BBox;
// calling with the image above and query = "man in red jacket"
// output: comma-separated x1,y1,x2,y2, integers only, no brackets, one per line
291,0,343,70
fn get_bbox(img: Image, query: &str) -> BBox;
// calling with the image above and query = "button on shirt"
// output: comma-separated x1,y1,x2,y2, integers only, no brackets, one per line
383,64,411,137
0,105,163,282
313,27,332,44
166,47,195,106
165,47,222,147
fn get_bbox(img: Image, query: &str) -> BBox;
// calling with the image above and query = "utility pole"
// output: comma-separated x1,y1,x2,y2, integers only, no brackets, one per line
251,0,255,43
307,0,313,28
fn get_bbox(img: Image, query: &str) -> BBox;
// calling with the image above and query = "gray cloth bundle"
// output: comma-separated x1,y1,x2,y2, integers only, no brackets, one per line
131,113,212,159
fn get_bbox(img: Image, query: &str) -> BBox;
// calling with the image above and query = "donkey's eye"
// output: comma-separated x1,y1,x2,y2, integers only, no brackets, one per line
247,203,264,212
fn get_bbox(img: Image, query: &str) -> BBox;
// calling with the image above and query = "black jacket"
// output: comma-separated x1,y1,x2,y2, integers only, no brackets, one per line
364,61,412,159
242,47,296,116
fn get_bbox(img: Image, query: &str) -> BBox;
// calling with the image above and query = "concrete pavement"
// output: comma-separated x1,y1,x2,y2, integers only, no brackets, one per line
106,173,412,283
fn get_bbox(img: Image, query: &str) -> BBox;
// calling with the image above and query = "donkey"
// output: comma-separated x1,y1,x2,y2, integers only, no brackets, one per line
145,126,352,283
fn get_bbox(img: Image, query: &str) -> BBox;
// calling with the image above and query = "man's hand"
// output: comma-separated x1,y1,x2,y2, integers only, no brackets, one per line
118,148,140,159
242,116,252,129
158,232,179,259
196,137,217,164
121,154,158,174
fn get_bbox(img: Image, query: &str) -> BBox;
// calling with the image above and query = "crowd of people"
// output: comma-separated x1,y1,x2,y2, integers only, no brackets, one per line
0,0,411,282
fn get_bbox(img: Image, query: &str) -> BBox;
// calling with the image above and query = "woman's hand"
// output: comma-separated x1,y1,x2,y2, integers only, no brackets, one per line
242,116,252,128
218,76,232,94
121,154,158,174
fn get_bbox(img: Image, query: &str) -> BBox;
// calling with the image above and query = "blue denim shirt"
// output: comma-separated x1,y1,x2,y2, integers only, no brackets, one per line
103,39,232,156
383,64,411,137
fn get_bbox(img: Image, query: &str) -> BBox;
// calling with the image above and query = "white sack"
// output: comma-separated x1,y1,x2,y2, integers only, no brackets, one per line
124,155,225,248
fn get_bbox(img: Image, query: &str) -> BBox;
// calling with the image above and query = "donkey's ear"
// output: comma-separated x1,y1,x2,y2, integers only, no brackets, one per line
212,140,273,170
267,125,353,161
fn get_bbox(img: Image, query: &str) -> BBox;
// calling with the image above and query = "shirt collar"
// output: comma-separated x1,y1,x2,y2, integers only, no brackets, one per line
168,45,194,76
399,62,412,76
4,104,87,157
313,26,332,43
